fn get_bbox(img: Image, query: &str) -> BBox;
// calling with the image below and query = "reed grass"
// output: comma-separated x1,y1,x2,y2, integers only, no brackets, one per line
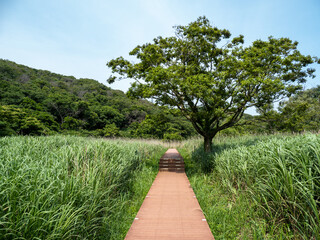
0,136,166,239
180,134,320,239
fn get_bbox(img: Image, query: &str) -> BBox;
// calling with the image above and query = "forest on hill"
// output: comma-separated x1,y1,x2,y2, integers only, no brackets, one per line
0,58,319,138
0,59,196,139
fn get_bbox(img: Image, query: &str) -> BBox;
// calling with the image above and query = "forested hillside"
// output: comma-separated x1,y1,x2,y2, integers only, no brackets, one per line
0,59,319,138
0,59,195,139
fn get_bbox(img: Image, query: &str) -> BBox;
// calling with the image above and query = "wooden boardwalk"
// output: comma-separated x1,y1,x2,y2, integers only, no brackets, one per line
125,149,214,240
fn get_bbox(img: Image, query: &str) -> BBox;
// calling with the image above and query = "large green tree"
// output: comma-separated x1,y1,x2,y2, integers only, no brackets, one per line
108,16,317,152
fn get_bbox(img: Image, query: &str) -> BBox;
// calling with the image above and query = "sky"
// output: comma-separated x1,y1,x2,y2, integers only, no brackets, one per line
1,0,319,94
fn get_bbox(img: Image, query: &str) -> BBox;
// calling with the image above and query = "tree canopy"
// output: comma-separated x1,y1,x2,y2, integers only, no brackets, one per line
107,16,317,152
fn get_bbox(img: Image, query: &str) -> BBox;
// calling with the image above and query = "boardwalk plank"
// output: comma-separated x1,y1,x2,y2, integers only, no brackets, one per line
125,149,214,240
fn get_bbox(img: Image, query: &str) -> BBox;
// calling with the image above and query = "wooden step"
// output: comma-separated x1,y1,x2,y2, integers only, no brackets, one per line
159,164,185,171
159,148,185,173
159,163,185,168
160,157,183,161
159,159,184,163
159,167,185,172
159,160,184,163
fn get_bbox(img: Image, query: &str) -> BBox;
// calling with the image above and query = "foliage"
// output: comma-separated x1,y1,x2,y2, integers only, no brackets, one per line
254,85,320,133
0,59,195,140
0,105,48,135
278,86,320,132
0,121,15,136
61,116,84,130
103,123,120,137
107,16,317,151
128,112,195,139
0,136,166,239
180,134,320,239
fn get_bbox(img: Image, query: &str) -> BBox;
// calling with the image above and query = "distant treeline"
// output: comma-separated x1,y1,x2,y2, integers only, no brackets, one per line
0,59,319,138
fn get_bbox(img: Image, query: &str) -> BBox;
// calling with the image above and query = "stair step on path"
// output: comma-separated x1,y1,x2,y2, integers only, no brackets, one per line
159,150,185,172
125,148,214,240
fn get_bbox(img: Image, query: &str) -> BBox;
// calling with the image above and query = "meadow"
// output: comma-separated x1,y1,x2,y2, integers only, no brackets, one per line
1,134,320,239
0,136,166,239
180,134,320,239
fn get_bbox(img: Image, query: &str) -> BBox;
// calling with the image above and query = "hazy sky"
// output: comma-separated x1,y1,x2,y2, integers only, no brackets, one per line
1,0,319,92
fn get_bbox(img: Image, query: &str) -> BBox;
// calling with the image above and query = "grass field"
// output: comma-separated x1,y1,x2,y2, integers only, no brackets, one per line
1,134,319,239
180,134,320,239
0,136,166,239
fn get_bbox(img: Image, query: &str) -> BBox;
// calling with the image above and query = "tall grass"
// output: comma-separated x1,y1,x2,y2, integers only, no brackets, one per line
180,134,320,239
0,136,166,239
215,134,320,239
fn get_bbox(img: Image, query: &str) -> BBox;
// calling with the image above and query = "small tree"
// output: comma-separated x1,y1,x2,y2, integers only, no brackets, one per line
107,16,317,152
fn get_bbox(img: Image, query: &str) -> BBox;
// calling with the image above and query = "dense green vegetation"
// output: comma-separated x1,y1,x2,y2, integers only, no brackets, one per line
1,13,319,240
0,136,166,239
1,15,319,238
1,134,319,239
0,59,195,139
1,133,320,239
180,134,320,239
107,16,317,152
1,58,319,140
258,86,320,133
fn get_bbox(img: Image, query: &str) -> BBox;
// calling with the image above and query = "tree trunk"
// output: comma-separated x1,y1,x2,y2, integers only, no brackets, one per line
204,135,213,153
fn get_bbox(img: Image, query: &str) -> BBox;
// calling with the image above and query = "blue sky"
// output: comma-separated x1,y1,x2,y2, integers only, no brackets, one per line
1,0,319,93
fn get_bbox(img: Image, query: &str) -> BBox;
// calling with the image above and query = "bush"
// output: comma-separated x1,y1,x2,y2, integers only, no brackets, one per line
103,123,120,137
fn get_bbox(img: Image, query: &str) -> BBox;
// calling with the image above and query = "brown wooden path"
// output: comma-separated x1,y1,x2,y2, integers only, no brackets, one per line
125,149,214,240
